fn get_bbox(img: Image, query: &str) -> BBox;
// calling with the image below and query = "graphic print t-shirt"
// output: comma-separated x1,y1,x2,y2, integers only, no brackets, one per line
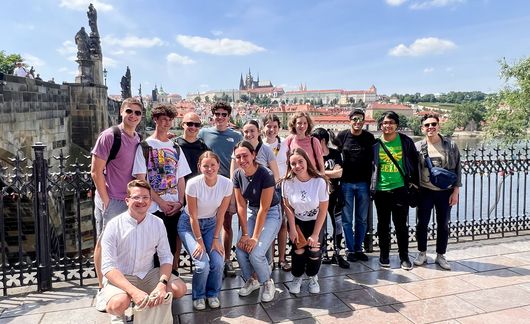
132,138,191,213
377,136,405,191
282,177,329,221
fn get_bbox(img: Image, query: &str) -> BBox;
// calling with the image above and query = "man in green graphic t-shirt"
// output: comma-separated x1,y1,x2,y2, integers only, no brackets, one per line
370,111,419,271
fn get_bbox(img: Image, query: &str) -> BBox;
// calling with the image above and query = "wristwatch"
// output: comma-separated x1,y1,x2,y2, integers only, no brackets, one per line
159,278,168,285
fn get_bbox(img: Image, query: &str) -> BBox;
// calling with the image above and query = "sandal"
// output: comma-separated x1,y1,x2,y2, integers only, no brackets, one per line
279,260,292,272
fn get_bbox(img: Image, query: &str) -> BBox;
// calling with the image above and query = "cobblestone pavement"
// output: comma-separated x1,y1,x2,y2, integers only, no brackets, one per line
2,235,530,323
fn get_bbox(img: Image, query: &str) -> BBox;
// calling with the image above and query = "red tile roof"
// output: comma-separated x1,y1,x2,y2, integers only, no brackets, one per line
369,103,411,110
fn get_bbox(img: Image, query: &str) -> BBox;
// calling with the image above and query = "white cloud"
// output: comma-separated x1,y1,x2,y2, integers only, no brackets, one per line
199,84,209,89
211,30,223,36
389,37,456,57
59,0,113,12
166,53,196,65
22,53,45,68
57,40,77,55
103,56,118,68
424,67,435,73
385,0,408,6
103,35,164,48
110,49,137,56
176,35,265,55
410,0,465,10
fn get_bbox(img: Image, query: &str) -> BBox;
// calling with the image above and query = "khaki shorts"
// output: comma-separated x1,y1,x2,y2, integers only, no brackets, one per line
102,268,178,304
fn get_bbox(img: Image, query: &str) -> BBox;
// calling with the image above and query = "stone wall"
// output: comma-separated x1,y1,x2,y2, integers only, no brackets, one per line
0,73,110,166
0,73,70,164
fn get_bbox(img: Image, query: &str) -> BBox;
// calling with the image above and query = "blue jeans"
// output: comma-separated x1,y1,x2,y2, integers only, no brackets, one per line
177,211,224,300
236,204,281,283
341,181,370,253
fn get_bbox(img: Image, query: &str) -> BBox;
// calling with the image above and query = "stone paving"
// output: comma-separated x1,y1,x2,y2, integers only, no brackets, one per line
2,235,530,323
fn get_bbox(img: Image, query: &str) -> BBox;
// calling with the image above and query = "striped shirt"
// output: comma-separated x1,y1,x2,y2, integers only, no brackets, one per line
101,211,173,279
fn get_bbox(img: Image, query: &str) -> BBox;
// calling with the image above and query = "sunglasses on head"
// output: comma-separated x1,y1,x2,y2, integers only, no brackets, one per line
125,108,142,116
214,112,228,117
423,122,438,127
184,121,201,127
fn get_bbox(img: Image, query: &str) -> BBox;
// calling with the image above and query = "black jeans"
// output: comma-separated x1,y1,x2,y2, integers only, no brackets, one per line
374,187,410,261
153,210,180,267
416,187,453,254
291,218,325,278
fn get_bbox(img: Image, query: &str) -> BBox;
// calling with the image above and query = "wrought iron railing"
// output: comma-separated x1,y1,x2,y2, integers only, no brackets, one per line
0,142,529,295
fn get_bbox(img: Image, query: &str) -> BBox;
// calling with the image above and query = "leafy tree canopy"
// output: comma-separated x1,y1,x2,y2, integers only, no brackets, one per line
484,57,530,143
0,51,24,75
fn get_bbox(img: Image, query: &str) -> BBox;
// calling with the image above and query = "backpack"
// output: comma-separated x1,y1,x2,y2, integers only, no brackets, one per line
106,126,143,166
286,135,321,171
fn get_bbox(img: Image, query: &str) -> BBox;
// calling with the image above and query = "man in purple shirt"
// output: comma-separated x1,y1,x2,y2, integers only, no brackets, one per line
91,97,143,312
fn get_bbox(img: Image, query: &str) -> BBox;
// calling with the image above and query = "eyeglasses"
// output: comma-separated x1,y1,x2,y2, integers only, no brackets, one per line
184,121,201,128
125,108,142,116
214,112,228,117
351,117,364,123
423,122,438,128
128,195,150,202
382,121,396,126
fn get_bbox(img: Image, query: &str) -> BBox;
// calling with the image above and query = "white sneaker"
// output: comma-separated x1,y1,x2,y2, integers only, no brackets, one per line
435,254,451,270
289,276,303,294
207,297,220,309
95,289,107,312
414,251,427,266
261,279,276,302
239,278,260,296
308,275,320,294
110,315,126,324
193,298,206,310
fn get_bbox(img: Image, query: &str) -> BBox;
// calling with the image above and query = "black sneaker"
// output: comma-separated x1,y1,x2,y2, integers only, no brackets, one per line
400,259,413,271
355,251,369,261
335,255,350,269
379,256,390,268
224,262,236,277
346,253,357,262
321,255,334,265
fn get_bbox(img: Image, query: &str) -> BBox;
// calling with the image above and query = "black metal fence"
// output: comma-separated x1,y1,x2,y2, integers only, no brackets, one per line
1,142,529,295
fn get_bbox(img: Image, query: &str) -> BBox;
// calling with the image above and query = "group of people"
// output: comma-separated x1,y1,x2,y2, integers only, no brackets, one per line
91,98,461,322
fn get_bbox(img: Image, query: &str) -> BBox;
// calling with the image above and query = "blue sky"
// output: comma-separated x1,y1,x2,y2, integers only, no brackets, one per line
2,0,530,97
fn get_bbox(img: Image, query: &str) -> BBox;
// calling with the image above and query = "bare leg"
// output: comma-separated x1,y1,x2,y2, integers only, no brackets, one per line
94,239,103,288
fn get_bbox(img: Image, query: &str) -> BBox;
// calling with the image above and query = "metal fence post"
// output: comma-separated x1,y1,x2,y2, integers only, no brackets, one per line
33,142,52,292
364,201,374,253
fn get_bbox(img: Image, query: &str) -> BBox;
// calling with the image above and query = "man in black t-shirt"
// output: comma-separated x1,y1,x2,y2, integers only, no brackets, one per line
333,109,375,262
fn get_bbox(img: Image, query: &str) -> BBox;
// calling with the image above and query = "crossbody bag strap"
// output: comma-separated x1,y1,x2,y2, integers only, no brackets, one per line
377,138,407,183
420,141,435,171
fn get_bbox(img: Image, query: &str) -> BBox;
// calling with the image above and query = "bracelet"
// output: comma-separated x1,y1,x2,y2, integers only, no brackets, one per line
242,233,249,236
213,236,219,239
196,236,202,241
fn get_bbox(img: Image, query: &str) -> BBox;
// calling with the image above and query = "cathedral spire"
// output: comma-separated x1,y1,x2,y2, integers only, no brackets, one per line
239,73,244,90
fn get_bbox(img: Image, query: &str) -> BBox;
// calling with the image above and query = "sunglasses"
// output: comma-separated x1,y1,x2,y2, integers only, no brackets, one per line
214,112,228,117
351,117,364,123
184,121,201,127
423,122,438,127
125,108,142,116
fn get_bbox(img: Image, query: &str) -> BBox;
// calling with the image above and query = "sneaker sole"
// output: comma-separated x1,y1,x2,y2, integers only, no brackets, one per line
238,286,260,297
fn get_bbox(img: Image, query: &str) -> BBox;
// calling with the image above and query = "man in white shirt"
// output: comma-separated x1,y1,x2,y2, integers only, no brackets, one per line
100,180,186,323
13,62,28,77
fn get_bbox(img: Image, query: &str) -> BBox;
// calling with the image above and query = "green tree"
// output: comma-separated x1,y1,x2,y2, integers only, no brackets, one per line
240,94,249,103
484,57,530,143
0,51,23,74
194,96,201,102
205,95,210,103
450,102,486,131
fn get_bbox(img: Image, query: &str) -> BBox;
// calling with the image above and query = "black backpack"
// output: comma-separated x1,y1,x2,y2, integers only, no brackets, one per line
106,126,143,166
